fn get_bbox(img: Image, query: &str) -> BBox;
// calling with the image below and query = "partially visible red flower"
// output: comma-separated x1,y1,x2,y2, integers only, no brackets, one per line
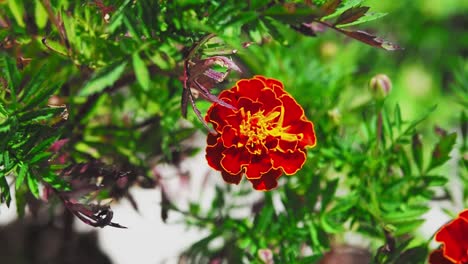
205,75,316,191
434,209,468,264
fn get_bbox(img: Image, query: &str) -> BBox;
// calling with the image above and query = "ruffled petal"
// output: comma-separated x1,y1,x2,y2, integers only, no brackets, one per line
221,126,239,148
249,169,282,191
435,217,468,263
221,170,243,185
245,153,273,179
236,78,265,101
206,133,224,171
270,149,307,175
428,249,455,264
280,94,305,126
220,147,250,175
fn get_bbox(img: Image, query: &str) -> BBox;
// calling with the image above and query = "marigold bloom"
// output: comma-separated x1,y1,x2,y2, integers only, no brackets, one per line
434,209,468,264
205,75,316,191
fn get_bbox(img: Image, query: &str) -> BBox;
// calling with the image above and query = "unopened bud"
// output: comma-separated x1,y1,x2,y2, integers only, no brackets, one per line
369,74,392,100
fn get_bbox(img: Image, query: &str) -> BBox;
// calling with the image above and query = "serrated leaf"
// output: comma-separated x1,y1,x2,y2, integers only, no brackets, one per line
27,133,60,159
27,173,40,198
412,134,423,173
8,0,25,27
15,162,28,190
339,29,401,51
80,62,128,96
262,17,287,43
132,52,150,91
35,1,48,29
18,107,65,123
394,104,402,130
43,171,70,190
265,4,321,25
24,82,61,110
15,187,27,217
334,6,369,26
382,206,429,223
321,178,339,211
20,66,47,103
30,152,52,164
428,132,457,171
336,12,387,28
0,172,12,206
422,175,448,187
1,56,20,103
42,37,68,56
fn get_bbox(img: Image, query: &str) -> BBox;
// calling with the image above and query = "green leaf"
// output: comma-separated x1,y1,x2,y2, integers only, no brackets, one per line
35,1,48,29
8,0,26,27
264,4,321,25
428,132,457,171
262,17,286,44
79,62,128,96
18,107,65,123
421,175,448,187
254,199,274,233
0,56,20,104
0,172,12,206
132,52,150,91
42,171,70,190
394,104,402,130
27,173,40,198
26,130,61,159
382,206,429,223
15,162,28,190
336,12,387,28
15,187,27,218
321,178,339,211
24,82,61,110
411,134,423,173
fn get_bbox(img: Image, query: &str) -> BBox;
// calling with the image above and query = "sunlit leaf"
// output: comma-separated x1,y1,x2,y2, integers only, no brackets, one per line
80,62,128,96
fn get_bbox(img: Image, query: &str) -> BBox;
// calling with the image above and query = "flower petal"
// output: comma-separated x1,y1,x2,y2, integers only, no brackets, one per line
245,153,273,179
206,133,224,171
221,171,242,185
249,169,282,191
236,78,265,101
435,216,468,263
220,147,250,175
428,249,456,264
271,149,307,175
221,126,239,148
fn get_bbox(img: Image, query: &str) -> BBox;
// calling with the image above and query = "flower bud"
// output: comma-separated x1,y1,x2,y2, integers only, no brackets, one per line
369,74,392,99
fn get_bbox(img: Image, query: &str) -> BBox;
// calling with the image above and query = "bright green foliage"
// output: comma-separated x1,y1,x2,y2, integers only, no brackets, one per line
0,0,466,263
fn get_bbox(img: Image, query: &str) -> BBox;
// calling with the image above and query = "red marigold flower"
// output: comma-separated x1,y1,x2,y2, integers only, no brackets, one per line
434,209,468,264
205,75,316,191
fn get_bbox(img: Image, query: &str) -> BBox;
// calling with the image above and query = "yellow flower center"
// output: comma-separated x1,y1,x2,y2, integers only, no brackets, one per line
238,106,300,154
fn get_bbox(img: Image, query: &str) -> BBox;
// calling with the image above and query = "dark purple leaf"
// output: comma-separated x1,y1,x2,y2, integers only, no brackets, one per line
339,29,402,51
335,6,370,26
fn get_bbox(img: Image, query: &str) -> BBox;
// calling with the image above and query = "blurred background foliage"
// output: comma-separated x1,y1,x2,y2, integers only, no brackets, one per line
0,0,466,263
